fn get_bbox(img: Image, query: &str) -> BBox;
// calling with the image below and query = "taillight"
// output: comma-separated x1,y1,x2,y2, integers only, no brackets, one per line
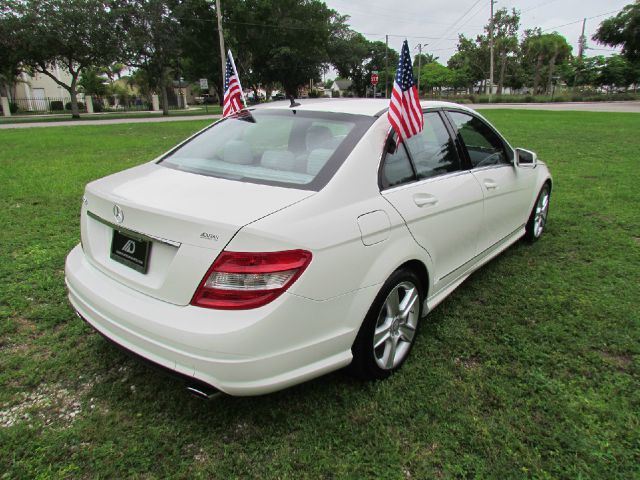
191,250,312,310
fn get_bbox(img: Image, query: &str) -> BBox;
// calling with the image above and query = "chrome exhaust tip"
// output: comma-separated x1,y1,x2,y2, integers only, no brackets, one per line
186,386,222,400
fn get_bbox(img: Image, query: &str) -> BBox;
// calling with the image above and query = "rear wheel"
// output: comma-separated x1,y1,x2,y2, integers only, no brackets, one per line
348,269,423,380
525,184,550,242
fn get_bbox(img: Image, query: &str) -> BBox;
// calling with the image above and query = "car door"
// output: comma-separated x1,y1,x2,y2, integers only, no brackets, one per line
446,110,535,254
381,111,484,292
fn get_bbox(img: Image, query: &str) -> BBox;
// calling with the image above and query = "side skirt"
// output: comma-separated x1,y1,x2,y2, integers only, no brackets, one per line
422,226,525,315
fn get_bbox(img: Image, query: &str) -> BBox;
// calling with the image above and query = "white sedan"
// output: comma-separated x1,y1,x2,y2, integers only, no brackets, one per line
65,99,552,396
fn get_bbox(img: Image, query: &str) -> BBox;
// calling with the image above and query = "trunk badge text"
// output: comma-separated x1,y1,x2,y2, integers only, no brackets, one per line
200,232,219,241
113,204,124,224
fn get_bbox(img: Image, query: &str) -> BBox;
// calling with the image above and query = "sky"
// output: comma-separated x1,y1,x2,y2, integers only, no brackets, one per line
322,0,630,68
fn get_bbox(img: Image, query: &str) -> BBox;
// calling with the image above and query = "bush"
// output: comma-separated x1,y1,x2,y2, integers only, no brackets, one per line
65,101,85,111
50,100,64,111
10,102,18,114
308,89,320,98
92,101,103,113
331,90,340,98
524,95,534,103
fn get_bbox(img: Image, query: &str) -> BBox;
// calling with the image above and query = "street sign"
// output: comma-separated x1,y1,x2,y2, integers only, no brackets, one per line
199,78,209,90
371,72,379,86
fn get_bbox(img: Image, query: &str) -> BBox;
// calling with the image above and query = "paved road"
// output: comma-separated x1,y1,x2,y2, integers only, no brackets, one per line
1,101,638,129
471,101,640,113
0,114,222,129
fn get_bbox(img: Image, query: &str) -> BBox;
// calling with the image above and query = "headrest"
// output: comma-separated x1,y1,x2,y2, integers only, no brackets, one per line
306,125,333,150
223,140,253,165
306,148,333,176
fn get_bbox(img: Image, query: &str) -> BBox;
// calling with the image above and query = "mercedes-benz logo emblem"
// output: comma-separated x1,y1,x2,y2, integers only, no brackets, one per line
113,204,124,224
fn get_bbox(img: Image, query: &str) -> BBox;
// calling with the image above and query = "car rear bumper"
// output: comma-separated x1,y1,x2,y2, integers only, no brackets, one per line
65,245,374,396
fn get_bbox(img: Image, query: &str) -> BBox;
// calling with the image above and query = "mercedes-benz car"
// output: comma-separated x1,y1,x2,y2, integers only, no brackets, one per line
65,99,552,396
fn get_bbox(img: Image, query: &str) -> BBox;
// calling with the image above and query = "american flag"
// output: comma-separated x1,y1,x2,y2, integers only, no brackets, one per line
223,50,245,117
388,40,423,143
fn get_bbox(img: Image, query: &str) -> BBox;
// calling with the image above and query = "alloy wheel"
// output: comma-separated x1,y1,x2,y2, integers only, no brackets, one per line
373,281,420,370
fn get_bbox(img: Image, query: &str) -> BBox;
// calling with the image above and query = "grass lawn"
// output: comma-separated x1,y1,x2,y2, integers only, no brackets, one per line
0,111,638,478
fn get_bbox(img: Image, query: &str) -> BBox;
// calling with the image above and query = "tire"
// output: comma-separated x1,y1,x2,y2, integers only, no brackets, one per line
347,268,424,380
525,183,551,242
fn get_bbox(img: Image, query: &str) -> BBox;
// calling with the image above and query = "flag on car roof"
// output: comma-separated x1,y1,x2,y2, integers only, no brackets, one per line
223,50,246,118
388,40,423,143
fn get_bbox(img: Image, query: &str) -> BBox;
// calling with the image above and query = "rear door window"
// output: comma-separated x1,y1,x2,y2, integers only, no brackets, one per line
404,112,460,179
380,142,416,189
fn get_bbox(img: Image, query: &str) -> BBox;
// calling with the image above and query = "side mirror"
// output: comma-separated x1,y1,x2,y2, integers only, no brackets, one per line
514,148,538,168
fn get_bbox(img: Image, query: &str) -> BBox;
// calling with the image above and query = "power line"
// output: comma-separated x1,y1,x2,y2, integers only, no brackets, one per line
429,0,486,50
521,0,562,14
541,8,624,33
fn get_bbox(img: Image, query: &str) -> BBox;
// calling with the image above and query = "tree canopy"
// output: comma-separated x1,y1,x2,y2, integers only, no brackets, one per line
593,1,640,62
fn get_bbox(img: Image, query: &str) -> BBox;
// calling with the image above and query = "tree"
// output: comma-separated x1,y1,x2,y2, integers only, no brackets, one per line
447,35,488,93
488,7,520,95
522,29,571,94
0,4,23,99
226,0,337,97
593,2,640,62
4,0,122,118
419,62,452,95
174,0,222,101
79,68,109,96
328,24,398,97
114,0,181,115
598,54,638,91
413,52,438,70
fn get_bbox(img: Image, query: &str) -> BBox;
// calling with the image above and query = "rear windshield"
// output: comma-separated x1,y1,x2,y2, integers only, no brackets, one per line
159,109,374,191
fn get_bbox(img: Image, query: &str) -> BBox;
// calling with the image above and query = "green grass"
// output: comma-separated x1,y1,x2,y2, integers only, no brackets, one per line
0,106,222,124
0,111,639,478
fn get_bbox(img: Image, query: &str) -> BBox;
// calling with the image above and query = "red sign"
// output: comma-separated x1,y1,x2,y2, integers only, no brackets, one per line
371,73,379,86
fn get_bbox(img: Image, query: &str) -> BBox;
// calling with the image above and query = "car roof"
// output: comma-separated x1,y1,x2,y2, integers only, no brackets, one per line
253,98,474,117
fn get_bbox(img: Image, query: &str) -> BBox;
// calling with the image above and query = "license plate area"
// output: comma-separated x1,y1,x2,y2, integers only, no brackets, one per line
110,229,151,274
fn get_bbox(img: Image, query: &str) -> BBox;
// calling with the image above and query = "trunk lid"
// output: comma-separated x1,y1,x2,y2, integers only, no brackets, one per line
81,162,314,305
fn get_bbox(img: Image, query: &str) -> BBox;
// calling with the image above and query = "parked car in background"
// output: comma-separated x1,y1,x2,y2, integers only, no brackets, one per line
65,99,552,396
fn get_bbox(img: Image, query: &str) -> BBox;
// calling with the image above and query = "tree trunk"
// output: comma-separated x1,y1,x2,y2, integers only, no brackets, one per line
497,51,507,95
161,84,169,116
546,50,558,95
69,75,80,119
533,53,544,95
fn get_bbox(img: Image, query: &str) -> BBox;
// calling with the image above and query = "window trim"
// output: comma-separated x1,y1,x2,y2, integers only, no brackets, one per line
378,109,464,191
442,109,515,169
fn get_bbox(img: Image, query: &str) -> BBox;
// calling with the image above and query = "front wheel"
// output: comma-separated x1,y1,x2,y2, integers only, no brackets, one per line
525,184,551,242
347,269,423,380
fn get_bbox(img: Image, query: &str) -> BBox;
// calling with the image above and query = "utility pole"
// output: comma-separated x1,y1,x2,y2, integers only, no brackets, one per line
215,0,226,97
385,35,389,98
574,18,587,89
577,17,587,59
416,43,423,97
488,0,495,101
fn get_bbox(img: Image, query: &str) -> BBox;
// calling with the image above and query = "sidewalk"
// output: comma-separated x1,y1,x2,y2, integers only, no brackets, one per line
0,114,222,129
471,101,640,113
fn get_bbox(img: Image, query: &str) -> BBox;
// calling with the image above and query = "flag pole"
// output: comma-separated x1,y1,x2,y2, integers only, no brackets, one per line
227,50,247,108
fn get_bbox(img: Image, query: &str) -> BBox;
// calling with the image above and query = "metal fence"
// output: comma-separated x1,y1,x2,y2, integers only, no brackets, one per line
11,97,88,115
7,92,189,116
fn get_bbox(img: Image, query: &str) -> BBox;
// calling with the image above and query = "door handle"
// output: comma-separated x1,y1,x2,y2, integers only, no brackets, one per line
413,193,438,207
484,180,498,190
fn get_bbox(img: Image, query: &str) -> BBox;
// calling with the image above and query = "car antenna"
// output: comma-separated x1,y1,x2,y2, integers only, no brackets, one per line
288,95,300,108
